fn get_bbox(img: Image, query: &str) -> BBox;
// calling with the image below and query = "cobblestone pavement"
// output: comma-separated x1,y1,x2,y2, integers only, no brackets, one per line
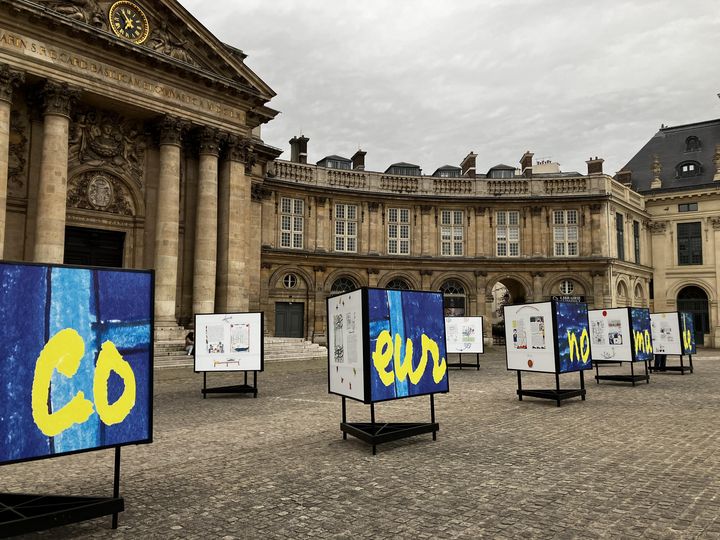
4,349,720,539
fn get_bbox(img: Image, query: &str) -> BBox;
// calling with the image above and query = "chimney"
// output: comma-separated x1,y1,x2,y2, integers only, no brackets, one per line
289,135,309,163
615,169,632,186
520,151,534,178
289,136,299,162
586,156,604,175
460,152,477,178
352,149,366,171
297,135,309,164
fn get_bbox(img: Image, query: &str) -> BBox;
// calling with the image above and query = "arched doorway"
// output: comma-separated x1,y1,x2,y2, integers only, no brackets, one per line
677,286,709,346
490,277,528,344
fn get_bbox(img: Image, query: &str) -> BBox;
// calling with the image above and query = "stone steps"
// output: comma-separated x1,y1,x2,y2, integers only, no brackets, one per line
153,337,328,369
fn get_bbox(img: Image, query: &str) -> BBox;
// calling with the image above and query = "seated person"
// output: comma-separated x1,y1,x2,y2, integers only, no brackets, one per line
185,331,195,356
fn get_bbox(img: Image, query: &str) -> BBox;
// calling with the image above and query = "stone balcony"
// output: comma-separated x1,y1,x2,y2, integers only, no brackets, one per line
270,160,641,206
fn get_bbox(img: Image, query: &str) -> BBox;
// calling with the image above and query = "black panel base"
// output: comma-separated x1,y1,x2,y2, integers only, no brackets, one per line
517,388,586,405
341,422,439,455
447,353,480,371
202,384,258,397
595,374,648,385
0,493,123,538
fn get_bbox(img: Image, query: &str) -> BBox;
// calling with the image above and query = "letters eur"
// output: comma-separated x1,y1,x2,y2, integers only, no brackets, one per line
372,330,447,386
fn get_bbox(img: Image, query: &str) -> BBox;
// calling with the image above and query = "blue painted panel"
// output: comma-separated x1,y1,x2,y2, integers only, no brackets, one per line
367,289,449,402
680,312,696,354
630,308,653,362
555,302,592,373
0,262,152,465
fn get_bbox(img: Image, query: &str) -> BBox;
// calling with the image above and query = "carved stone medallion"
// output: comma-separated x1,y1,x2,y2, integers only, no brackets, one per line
88,175,114,208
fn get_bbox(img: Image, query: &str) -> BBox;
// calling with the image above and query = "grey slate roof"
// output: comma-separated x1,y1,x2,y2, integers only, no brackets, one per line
621,119,720,193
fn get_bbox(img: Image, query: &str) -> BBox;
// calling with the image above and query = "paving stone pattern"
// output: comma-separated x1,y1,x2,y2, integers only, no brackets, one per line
3,350,720,539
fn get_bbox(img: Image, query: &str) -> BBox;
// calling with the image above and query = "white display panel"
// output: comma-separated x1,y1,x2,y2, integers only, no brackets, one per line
194,312,263,372
588,308,632,361
327,289,365,401
650,312,682,355
504,302,556,373
444,316,484,354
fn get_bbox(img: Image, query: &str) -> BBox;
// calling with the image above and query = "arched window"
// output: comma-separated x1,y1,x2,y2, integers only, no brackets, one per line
440,279,466,316
330,277,357,293
676,161,702,178
685,136,701,152
386,278,410,290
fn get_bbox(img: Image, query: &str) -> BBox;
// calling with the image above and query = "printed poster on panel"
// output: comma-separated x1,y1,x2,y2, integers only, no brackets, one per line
650,312,682,355
555,302,592,373
680,312,696,355
194,312,263,372
327,289,365,402
588,308,632,361
368,289,449,403
0,262,153,466
444,316,484,354
630,308,653,362
504,302,556,373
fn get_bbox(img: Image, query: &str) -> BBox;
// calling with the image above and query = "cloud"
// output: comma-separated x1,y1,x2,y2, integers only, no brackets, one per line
180,0,720,174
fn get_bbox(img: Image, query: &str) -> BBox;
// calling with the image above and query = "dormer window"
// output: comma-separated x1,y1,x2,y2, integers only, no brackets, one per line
326,159,350,170
439,170,459,178
685,136,701,152
489,169,514,179
677,161,702,178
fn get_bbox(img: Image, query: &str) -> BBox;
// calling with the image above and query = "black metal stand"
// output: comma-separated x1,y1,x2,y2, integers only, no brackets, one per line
594,359,649,386
516,370,586,407
650,354,693,375
340,395,439,455
447,353,480,370
202,370,258,398
0,447,124,537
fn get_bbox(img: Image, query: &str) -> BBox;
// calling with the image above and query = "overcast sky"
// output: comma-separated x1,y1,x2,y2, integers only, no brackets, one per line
180,0,720,176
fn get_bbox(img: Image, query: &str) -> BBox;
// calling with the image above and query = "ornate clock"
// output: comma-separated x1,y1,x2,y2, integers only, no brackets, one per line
108,1,150,45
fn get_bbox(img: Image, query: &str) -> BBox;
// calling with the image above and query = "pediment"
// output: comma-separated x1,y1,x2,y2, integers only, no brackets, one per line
27,0,275,100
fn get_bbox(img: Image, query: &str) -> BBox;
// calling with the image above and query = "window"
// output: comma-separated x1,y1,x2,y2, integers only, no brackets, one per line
280,197,304,249
440,210,464,256
438,169,460,178
677,222,702,265
489,169,514,179
283,273,298,288
440,280,465,316
616,213,625,261
678,203,698,212
331,277,357,293
685,136,701,152
387,207,410,255
496,211,520,257
633,220,640,263
326,159,350,170
386,278,410,290
553,210,579,257
677,161,701,178
334,203,358,253
560,280,574,295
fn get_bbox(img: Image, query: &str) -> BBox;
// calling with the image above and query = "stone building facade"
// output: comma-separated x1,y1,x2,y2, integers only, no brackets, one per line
0,0,280,339
261,151,653,344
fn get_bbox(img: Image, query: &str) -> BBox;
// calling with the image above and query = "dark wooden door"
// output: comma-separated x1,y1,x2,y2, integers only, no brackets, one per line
64,226,125,268
275,302,304,338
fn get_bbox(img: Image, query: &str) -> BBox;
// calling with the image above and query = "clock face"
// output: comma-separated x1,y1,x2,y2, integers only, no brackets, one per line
109,1,149,44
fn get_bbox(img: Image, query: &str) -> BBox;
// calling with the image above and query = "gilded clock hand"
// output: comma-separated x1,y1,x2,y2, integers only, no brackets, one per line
122,11,134,30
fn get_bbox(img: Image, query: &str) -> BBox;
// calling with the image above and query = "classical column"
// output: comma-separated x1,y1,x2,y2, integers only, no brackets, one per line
216,135,253,312
0,66,23,257
192,127,222,316
154,116,184,325
33,80,79,263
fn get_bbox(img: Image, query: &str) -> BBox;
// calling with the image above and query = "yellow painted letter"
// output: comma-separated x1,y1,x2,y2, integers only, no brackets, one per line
31,328,95,437
421,334,446,384
634,330,645,354
580,328,591,363
372,330,395,386
93,341,137,426
567,331,580,362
